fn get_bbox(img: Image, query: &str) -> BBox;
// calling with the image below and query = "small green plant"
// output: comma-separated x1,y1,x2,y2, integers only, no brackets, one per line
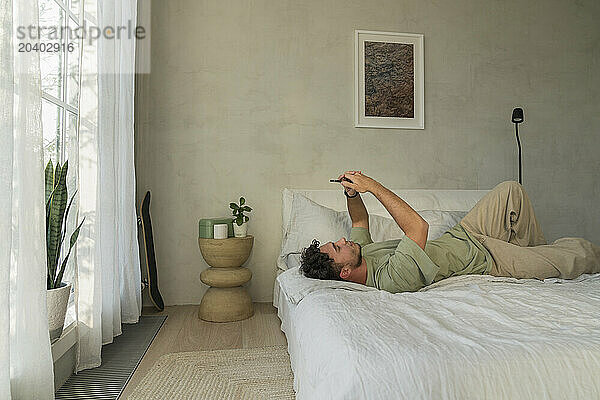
45,160,85,290
229,197,252,226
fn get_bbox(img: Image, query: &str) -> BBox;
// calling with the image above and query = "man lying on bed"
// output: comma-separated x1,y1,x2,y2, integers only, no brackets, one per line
299,171,600,293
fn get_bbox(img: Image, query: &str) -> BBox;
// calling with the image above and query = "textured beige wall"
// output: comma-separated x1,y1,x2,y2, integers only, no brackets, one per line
135,0,600,304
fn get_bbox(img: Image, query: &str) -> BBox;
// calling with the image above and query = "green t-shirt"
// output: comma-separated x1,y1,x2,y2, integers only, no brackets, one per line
350,223,494,293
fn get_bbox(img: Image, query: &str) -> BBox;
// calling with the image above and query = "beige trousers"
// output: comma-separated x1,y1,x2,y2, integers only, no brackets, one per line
460,181,600,279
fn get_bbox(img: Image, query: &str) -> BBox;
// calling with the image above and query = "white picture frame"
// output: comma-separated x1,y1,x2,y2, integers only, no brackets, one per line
354,30,424,129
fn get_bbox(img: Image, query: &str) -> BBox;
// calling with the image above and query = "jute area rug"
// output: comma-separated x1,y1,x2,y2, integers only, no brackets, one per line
127,345,295,400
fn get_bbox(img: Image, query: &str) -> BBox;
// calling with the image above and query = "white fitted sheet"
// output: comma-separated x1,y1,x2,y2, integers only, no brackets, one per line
276,272,600,400
276,286,301,393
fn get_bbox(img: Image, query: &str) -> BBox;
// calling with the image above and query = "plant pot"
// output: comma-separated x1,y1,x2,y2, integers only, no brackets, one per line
47,282,72,343
233,222,248,237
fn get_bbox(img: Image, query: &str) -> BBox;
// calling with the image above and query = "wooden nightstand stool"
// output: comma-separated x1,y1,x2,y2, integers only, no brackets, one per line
197,235,254,322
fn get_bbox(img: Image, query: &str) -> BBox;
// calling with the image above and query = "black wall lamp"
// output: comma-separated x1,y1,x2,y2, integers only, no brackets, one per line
511,107,524,185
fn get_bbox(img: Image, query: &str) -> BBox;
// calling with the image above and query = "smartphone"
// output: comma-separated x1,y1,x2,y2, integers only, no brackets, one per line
330,177,353,183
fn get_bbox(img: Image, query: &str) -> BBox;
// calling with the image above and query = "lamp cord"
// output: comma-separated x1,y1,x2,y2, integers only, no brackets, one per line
515,123,522,185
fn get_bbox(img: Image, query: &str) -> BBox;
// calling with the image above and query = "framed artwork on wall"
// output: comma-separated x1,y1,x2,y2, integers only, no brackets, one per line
354,30,424,129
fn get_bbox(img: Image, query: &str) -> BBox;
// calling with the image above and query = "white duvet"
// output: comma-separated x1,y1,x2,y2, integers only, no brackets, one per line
280,271,600,399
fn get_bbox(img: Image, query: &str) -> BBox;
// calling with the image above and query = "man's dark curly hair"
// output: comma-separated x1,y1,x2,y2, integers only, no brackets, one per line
299,239,342,281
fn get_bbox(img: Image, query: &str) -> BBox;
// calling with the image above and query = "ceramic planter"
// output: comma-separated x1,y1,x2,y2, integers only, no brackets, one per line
47,282,71,343
233,221,248,237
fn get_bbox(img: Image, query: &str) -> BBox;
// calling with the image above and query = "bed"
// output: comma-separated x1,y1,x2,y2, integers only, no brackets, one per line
273,187,600,399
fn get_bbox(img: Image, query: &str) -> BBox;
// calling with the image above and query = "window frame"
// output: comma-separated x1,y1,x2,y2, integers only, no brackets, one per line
41,0,83,165
40,0,84,339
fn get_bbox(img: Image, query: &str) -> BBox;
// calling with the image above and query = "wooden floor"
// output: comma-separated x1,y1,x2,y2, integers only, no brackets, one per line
120,303,287,399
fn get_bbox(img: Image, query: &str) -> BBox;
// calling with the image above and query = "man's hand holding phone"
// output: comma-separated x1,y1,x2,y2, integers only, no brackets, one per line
336,173,357,197
340,171,379,194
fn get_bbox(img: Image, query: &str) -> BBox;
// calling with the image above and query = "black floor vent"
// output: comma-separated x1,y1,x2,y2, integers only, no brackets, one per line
56,315,166,400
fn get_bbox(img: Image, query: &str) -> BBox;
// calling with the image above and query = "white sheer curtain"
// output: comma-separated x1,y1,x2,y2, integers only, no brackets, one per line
75,0,142,371
0,0,55,398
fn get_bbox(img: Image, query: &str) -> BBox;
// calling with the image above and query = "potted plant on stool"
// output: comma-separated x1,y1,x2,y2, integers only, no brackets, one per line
45,160,84,342
229,197,252,237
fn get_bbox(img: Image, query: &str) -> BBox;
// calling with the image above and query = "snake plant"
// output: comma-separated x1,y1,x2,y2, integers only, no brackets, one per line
229,197,252,226
45,160,84,289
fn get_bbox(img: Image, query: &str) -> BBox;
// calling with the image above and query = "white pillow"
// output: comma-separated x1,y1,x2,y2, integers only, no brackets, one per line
420,210,468,240
368,213,404,243
278,194,403,268
277,267,378,305
278,193,467,269
279,193,351,266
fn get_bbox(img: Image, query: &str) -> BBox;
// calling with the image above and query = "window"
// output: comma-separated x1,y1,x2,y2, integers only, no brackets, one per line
40,0,82,166
39,0,83,327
